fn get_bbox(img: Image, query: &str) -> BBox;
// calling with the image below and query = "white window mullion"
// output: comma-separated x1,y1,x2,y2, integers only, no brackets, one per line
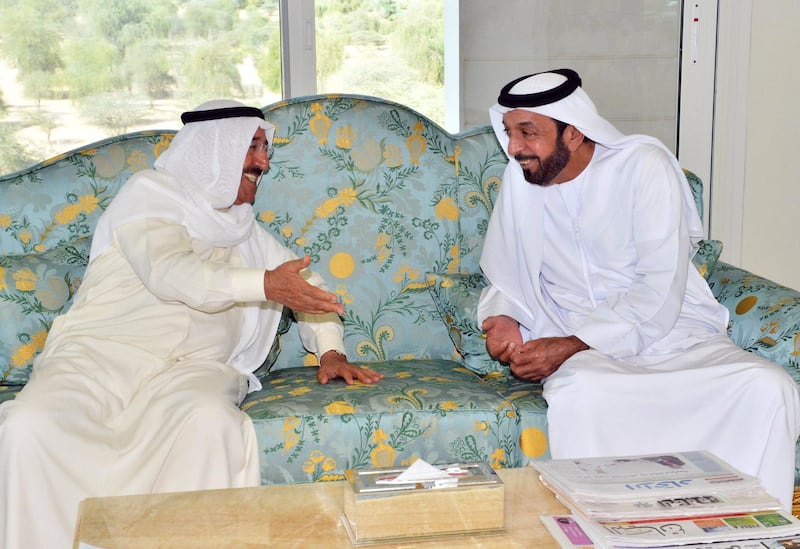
677,0,718,237
280,0,318,98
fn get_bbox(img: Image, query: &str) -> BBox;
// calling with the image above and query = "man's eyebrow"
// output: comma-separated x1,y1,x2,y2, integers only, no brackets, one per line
505,120,539,132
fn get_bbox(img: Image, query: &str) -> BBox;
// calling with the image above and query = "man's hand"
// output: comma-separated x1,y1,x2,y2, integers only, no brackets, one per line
264,255,344,315
482,315,523,363
508,336,588,381
317,350,384,385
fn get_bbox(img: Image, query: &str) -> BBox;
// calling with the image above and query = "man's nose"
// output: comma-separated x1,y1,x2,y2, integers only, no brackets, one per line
254,151,270,170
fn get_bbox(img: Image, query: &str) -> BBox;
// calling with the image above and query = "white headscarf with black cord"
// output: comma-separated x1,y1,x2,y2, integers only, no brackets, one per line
480,69,705,336
89,99,281,389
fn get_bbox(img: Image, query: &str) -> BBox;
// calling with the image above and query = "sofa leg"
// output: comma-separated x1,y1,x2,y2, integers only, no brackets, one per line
793,488,800,517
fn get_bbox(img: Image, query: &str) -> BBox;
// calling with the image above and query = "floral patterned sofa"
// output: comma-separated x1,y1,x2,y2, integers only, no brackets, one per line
2,94,800,507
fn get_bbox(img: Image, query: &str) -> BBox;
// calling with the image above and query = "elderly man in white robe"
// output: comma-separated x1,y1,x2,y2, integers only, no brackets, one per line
0,100,383,548
478,69,800,510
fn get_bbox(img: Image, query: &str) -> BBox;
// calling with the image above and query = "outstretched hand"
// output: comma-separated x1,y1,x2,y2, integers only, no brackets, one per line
317,350,384,385
263,255,344,315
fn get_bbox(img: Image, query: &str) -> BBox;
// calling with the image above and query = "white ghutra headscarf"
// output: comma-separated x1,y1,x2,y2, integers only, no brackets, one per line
90,100,282,390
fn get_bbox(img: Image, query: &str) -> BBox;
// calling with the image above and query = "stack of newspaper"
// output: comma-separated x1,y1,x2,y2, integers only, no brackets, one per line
536,450,800,549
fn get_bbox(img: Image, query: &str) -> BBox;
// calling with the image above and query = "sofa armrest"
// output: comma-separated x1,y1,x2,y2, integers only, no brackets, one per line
707,261,800,381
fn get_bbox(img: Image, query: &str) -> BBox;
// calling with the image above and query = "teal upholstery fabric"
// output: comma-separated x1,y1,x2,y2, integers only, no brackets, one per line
0,132,175,383
242,359,519,483
1,94,799,489
709,262,800,383
1,239,91,384
0,385,19,405
694,239,723,280
257,96,505,369
426,271,505,376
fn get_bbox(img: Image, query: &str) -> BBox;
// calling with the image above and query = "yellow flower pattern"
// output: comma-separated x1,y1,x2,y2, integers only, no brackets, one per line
13,268,37,292
11,331,48,367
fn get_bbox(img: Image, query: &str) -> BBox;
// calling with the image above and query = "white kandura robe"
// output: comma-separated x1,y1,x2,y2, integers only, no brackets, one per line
479,143,800,510
0,218,343,548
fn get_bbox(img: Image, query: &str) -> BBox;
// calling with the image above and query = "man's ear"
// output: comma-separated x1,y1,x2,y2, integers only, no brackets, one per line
563,125,586,152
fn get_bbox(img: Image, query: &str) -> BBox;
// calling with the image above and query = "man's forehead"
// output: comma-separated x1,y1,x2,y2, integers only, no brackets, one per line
502,109,555,128
251,128,267,141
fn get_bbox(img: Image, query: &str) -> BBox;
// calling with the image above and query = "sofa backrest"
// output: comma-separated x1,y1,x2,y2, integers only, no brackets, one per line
258,95,508,367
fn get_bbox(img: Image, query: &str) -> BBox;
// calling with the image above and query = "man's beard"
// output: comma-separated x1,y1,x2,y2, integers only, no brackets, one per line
517,137,571,186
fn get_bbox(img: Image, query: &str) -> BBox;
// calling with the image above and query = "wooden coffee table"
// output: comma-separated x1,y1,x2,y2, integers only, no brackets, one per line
74,467,569,548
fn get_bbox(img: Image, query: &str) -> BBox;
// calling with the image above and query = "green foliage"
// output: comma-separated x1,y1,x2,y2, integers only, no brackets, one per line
78,92,149,134
62,38,119,99
0,0,66,104
0,124,35,176
180,41,244,104
255,29,283,97
182,0,236,38
124,40,175,101
0,0,446,173
392,0,444,86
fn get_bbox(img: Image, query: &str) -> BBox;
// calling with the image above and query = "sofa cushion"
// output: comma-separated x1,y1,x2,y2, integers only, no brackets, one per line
708,262,800,384
426,272,506,376
1,239,91,385
694,239,723,280
242,358,520,484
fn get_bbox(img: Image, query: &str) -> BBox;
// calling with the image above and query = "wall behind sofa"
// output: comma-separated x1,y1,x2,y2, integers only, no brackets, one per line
738,0,800,290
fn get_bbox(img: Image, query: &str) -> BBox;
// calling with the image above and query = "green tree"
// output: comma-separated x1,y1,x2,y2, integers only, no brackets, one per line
180,41,244,103
254,29,283,95
125,40,175,103
79,0,155,54
79,92,148,134
0,123,35,175
63,38,119,99
182,0,235,39
392,0,444,86
0,0,66,101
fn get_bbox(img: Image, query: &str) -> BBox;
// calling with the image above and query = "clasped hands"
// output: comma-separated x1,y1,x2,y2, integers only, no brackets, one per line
263,255,383,385
482,315,588,381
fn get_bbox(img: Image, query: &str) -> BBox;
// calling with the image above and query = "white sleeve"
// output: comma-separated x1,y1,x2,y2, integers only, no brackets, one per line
113,218,266,312
294,268,346,359
477,283,532,330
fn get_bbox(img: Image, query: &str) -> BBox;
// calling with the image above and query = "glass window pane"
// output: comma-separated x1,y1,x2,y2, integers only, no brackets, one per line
314,0,445,127
0,0,282,175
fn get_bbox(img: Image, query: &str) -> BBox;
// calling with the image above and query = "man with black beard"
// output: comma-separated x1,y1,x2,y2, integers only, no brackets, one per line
0,99,382,548
477,69,800,511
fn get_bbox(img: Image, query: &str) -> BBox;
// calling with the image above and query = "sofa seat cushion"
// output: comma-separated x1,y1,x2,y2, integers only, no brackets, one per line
480,373,551,464
241,358,521,484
